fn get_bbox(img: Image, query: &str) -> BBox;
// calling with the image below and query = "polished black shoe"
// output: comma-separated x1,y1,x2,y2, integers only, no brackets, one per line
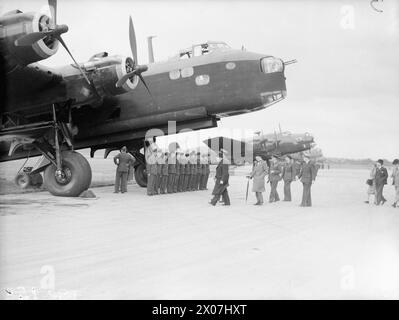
209,201,216,206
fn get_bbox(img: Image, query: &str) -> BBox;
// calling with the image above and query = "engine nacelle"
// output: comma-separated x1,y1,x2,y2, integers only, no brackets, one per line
85,55,139,96
0,11,59,72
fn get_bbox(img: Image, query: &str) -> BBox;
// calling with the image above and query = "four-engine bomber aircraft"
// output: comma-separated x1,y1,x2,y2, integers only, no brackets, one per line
204,129,315,165
0,0,290,196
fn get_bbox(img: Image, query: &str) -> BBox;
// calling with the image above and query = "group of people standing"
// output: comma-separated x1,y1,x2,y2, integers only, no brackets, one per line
248,154,317,207
366,159,399,207
145,149,211,196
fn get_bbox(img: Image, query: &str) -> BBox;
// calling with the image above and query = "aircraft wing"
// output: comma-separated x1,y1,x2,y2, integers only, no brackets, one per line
4,64,66,111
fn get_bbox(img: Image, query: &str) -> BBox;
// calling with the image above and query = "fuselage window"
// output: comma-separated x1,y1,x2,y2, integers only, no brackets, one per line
169,69,181,80
195,74,210,86
181,67,194,78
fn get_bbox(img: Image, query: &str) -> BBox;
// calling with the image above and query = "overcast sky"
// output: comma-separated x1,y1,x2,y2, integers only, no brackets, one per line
2,0,398,159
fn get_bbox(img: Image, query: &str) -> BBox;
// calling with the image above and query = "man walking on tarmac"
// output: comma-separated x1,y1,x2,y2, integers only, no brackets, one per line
113,146,135,193
209,149,230,206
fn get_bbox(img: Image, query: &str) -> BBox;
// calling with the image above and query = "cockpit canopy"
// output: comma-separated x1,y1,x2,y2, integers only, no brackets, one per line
172,41,231,60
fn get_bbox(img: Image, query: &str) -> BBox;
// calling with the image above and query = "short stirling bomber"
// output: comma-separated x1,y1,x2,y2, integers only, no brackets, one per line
204,129,315,165
0,1,290,196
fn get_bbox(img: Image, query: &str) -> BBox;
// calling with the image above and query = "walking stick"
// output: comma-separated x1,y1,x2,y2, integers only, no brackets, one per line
245,177,250,203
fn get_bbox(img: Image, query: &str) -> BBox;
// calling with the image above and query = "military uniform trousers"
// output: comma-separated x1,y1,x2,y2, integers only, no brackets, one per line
178,174,185,192
160,175,168,194
154,174,161,194
202,173,209,190
167,174,176,193
147,174,157,196
115,171,128,193
283,180,292,201
173,174,180,193
184,174,191,191
196,173,202,190
269,181,280,202
190,174,197,190
301,182,312,207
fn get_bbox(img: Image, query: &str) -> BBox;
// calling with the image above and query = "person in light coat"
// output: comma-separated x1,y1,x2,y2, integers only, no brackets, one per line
391,159,399,208
249,156,268,205
365,164,376,205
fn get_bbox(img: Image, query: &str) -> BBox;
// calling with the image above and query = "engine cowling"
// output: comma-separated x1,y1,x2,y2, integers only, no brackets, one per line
0,11,59,72
85,55,139,96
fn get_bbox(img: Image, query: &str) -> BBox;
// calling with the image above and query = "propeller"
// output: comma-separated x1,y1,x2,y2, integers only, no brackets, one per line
283,59,297,66
14,0,90,84
115,16,152,98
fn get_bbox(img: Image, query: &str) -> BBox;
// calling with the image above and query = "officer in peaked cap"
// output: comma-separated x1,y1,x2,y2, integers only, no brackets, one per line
167,151,176,193
183,150,191,191
146,147,158,196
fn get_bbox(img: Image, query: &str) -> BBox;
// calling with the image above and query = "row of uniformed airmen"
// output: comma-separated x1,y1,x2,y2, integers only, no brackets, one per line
146,149,211,196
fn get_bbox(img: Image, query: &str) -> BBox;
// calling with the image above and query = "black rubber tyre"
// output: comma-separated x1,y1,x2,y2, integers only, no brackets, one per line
15,172,31,189
30,173,43,187
44,151,92,197
134,163,147,187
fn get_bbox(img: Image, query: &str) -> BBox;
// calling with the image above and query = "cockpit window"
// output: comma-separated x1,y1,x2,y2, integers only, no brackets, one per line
177,42,230,59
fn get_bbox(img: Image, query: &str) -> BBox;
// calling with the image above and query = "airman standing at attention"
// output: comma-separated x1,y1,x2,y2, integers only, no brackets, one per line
209,149,230,206
189,151,197,191
160,151,169,194
113,146,135,193
184,151,191,191
175,151,181,193
268,156,282,202
204,154,211,190
146,148,158,196
199,153,207,190
179,151,188,192
175,151,181,192
282,155,296,201
196,152,203,191
155,150,163,195
298,155,317,207
167,151,176,193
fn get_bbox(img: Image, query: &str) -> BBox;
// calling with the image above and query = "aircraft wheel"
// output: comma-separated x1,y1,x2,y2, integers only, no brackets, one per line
15,172,31,189
44,151,92,197
134,163,147,187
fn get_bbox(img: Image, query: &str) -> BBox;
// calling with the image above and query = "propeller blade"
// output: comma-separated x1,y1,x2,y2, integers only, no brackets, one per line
115,65,148,88
129,15,138,64
56,35,90,85
138,73,153,98
115,71,137,88
48,0,57,26
14,32,49,46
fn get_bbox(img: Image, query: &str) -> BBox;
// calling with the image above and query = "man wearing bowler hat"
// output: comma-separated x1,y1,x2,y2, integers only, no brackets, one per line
209,149,231,206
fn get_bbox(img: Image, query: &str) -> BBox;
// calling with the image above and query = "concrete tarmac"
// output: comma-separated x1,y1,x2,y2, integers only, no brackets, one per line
0,167,398,299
